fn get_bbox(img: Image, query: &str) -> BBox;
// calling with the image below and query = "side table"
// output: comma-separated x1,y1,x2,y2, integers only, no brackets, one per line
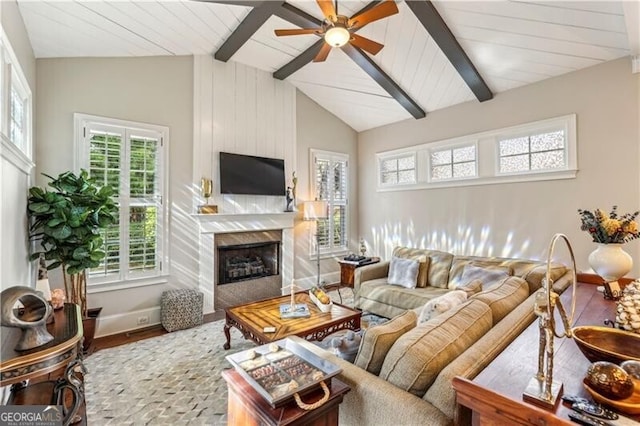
222,369,350,426
335,257,380,303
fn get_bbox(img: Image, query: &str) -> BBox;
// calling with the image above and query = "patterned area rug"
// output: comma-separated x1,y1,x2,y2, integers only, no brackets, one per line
84,289,367,425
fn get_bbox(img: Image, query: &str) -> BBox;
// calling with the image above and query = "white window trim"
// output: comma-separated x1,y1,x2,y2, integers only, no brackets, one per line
377,114,577,192
310,149,349,258
377,150,417,188
0,28,33,173
427,141,478,183
74,113,170,293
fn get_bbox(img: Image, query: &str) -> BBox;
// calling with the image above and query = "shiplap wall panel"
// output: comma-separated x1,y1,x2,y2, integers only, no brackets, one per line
194,56,295,214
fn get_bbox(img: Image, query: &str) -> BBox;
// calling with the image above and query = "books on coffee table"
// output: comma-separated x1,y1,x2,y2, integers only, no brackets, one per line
279,303,310,319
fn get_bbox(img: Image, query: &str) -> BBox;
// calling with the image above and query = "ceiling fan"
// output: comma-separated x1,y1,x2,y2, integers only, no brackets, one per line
274,0,399,62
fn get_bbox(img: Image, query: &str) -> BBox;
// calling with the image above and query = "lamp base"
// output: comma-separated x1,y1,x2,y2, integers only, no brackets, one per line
523,377,563,409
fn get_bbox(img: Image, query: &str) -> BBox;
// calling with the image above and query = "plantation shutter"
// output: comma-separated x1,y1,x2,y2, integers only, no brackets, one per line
312,150,348,253
83,120,164,284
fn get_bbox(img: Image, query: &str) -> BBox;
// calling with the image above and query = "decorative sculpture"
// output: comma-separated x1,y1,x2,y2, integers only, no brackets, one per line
285,187,294,212
1,286,54,351
523,233,577,408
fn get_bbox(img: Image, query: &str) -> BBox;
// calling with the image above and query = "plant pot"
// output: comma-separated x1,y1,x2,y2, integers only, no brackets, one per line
82,307,102,355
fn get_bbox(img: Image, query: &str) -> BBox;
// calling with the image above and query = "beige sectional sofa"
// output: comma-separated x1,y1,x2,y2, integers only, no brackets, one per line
300,247,572,426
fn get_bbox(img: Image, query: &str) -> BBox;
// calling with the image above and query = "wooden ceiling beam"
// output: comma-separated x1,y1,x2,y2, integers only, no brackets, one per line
273,40,324,80
405,0,493,102
194,0,260,6
214,1,285,62
342,44,426,119
274,2,323,29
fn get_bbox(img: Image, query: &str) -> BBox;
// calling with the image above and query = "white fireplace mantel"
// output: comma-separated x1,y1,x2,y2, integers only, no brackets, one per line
192,212,296,312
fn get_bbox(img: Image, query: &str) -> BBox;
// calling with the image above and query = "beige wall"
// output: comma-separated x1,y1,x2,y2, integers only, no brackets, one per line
358,57,640,276
295,91,358,285
0,0,36,291
36,56,195,336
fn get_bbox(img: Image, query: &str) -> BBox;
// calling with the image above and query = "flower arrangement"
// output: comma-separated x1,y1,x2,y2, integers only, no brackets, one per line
578,206,640,244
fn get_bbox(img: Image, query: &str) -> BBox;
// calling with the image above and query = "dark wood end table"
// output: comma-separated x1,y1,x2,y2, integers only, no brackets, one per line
222,369,350,426
452,283,640,425
334,257,380,303
223,292,361,350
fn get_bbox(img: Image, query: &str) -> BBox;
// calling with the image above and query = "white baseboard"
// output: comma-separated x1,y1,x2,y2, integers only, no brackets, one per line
96,306,161,338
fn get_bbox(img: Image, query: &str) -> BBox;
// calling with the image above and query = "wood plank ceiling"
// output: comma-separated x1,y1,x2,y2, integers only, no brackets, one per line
17,0,633,132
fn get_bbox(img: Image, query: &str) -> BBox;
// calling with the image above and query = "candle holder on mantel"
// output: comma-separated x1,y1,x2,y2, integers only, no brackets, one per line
522,233,577,409
198,177,218,214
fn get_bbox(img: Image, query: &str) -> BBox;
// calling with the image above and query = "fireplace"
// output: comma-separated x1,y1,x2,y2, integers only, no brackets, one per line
218,241,280,285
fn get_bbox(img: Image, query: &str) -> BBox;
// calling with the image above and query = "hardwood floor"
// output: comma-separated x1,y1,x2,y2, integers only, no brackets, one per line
93,311,224,352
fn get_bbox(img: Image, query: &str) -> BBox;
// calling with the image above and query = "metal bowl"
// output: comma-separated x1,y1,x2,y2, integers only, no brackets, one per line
572,326,640,364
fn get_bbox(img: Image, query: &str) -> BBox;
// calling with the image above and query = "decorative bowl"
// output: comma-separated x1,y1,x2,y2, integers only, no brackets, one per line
584,381,640,415
572,326,640,364
309,291,333,313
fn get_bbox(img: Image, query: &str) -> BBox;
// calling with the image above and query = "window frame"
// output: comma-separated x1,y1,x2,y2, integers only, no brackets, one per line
310,149,349,258
377,114,577,192
0,28,33,174
74,113,170,292
427,141,478,183
377,151,417,188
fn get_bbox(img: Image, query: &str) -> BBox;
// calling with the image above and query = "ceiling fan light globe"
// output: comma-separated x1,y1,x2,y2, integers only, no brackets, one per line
324,27,350,47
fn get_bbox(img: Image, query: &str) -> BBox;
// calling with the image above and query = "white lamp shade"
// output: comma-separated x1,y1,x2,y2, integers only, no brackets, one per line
303,200,329,220
324,26,350,47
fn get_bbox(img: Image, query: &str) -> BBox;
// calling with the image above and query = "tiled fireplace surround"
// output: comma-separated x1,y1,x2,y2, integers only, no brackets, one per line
194,213,295,313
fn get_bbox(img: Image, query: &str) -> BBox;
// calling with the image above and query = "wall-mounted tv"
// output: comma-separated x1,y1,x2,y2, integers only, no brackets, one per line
219,152,286,196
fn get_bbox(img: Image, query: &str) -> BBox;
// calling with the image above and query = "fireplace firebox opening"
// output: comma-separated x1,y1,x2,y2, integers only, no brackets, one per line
217,241,280,285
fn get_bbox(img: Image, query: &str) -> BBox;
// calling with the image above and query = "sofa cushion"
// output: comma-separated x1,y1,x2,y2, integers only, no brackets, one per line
460,264,512,288
354,310,417,375
458,278,483,297
391,248,431,288
379,299,493,397
358,279,451,312
388,257,420,288
471,276,529,323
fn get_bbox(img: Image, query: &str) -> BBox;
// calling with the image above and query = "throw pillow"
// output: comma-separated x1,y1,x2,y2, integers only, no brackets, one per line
392,249,431,288
460,264,512,289
354,310,417,375
471,276,529,323
387,256,420,289
417,290,468,325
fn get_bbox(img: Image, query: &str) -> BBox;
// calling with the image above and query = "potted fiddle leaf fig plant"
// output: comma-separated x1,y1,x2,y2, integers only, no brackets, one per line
27,170,118,351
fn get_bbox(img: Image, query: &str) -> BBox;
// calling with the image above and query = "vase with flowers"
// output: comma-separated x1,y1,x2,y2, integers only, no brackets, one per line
578,206,640,299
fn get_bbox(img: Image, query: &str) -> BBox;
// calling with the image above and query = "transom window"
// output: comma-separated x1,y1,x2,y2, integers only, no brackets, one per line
430,145,477,181
498,130,566,174
75,114,169,289
379,153,416,186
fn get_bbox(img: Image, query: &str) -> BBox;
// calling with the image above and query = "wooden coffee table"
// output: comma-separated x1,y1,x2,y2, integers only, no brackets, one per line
223,292,361,350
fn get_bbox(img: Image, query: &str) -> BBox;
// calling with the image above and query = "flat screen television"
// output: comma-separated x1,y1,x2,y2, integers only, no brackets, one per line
219,152,286,196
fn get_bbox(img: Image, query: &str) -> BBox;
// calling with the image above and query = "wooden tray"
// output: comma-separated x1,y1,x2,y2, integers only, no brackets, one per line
226,337,341,407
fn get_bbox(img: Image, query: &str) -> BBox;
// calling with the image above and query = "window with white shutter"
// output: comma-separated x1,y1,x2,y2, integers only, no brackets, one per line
311,150,348,255
75,114,169,289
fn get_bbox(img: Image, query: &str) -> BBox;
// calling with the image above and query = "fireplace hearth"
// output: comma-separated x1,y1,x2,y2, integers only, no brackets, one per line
218,241,280,285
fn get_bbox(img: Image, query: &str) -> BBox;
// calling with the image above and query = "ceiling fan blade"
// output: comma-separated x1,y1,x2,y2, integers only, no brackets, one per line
274,28,321,37
316,0,337,21
313,43,332,62
348,0,399,30
350,33,384,56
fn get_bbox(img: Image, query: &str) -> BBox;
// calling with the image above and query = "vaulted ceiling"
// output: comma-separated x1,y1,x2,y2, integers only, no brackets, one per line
17,0,637,131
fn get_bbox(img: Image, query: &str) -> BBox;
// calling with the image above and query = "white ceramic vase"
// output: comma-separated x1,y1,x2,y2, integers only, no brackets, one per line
588,243,633,286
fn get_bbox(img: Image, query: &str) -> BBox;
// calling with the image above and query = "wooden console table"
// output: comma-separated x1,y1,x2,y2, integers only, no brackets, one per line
222,369,350,426
1,303,85,425
453,283,640,425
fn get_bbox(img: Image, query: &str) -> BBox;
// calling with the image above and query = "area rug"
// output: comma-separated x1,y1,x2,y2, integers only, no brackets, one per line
84,289,373,425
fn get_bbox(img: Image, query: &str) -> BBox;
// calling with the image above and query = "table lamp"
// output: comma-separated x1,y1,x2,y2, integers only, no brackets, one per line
303,200,329,287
